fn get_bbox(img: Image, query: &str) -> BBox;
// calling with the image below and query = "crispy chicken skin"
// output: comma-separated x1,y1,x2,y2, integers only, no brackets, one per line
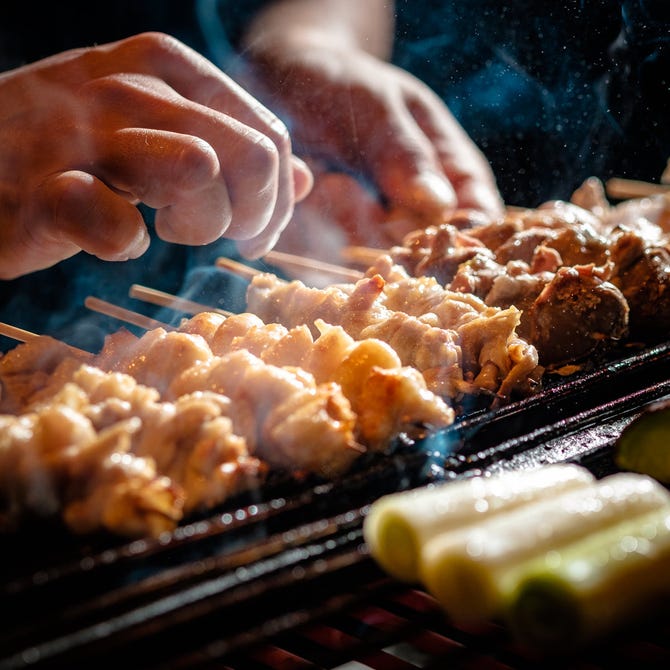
179,313,455,448
169,349,361,478
246,272,541,401
0,364,265,536
1,399,177,537
92,331,365,478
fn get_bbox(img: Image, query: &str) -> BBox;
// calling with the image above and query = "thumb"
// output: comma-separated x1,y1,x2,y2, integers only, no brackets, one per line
368,116,457,220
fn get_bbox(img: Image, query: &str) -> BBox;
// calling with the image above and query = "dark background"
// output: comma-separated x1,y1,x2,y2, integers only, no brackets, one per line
0,0,668,349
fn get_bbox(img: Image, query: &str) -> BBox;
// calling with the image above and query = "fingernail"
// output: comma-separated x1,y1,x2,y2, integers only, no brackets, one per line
127,225,151,259
291,155,314,201
408,172,457,210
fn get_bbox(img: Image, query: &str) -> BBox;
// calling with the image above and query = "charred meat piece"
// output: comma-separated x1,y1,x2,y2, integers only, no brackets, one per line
528,266,629,366
393,224,488,282
611,244,670,341
482,262,629,367
494,226,610,267
413,225,488,285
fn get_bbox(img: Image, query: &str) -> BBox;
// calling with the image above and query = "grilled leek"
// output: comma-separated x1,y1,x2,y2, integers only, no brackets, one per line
363,464,594,582
615,399,670,483
508,506,670,651
419,473,670,625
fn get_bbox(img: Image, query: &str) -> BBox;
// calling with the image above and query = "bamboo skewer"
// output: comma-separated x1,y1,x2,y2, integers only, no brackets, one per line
0,322,93,357
217,253,363,287
340,245,385,268
263,250,364,282
0,322,42,343
216,257,261,280
129,285,231,317
84,297,174,331
605,178,670,200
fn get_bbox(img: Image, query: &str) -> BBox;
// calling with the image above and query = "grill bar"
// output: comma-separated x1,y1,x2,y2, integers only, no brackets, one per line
2,342,670,668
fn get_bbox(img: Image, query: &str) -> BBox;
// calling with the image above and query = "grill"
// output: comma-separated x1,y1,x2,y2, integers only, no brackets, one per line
2,338,670,669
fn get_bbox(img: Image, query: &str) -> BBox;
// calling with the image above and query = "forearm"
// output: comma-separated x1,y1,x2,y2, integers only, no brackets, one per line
241,0,395,60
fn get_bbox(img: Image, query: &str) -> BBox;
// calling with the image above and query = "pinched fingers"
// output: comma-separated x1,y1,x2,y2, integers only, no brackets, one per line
33,170,149,262
80,71,298,249
365,102,458,221
94,34,311,253
2,34,310,271
407,92,505,217
207,100,309,258
90,127,232,245
0,170,149,279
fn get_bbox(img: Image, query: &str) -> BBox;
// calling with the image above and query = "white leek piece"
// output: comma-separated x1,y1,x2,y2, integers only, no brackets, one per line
507,506,670,651
419,473,670,625
363,464,595,582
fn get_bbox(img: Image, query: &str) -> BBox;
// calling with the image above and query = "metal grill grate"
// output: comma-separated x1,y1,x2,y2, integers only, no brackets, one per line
3,341,670,669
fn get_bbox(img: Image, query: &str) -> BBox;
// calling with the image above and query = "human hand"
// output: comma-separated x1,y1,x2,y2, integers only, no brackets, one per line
246,41,503,231
0,32,312,279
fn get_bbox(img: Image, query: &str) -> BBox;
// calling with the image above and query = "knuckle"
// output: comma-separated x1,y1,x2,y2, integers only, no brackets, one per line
121,31,183,60
174,137,220,191
263,116,291,153
49,173,140,257
245,133,280,188
81,72,140,101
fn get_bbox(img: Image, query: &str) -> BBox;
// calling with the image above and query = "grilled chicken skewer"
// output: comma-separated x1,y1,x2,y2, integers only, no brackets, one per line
177,311,454,448
0,363,264,537
86,290,455,446
0,306,452,477
86,306,454,449
2,328,363,479
367,250,629,368
358,190,670,363
240,269,541,402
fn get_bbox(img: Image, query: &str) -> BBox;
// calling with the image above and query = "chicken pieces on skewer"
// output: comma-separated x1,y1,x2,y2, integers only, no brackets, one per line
0,316,451,480
45,365,264,516
370,189,670,361
245,272,542,402
1,329,363,480
357,257,542,392
0,405,183,537
0,328,364,484
0,335,91,413
168,348,361,478
364,204,629,367
178,311,455,448
368,250,629,369
94,328,363,478
0,364,266,537
497,189,670,343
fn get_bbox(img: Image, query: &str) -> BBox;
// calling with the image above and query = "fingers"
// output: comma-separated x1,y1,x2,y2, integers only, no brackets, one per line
362,103,459,221
291,155,314,202
0,170,149,279
100,34,310,251
204,88,307,257
236,154,315,259
0,33,312,278
274,170,389,262
407,94,505,217
33,170,149,262
80,71,301,249
91,127,232,245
